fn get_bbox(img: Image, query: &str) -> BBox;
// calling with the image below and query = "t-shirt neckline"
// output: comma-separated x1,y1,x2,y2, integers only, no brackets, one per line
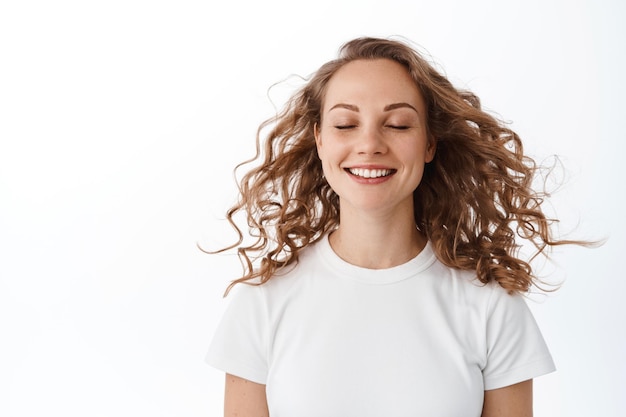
315,233,437,285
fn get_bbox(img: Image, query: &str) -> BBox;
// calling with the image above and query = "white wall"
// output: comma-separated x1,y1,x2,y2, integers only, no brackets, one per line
1,0,624,415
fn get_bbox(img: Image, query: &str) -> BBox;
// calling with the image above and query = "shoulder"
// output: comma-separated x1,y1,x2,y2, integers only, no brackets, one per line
429,260,498,302
233,241,321,301
425,258,534,324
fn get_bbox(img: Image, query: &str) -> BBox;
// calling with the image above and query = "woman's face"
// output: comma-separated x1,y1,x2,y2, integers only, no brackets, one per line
315,58,435,217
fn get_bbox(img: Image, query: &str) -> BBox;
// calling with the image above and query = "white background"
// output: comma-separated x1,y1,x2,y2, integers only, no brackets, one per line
1,0,624,415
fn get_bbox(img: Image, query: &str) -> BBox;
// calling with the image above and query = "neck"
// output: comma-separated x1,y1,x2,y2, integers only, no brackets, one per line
329,205,427,269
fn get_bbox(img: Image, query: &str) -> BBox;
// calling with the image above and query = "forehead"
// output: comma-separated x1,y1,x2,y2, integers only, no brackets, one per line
322,58,424,109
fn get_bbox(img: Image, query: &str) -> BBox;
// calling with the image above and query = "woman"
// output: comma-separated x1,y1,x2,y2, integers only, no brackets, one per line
207,37,572,416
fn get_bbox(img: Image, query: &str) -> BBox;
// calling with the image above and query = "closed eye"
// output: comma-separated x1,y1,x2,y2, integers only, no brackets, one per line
335,125,357,130
387,125,410,130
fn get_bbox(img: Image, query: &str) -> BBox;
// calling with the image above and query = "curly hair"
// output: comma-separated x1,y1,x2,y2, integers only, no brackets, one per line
212,36,579,295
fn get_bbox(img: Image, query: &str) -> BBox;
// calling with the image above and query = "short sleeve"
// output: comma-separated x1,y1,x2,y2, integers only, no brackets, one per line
482,286,556,390
205,283,269,384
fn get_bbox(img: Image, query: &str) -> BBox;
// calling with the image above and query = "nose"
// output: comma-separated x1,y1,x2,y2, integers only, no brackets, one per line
357,126,387,155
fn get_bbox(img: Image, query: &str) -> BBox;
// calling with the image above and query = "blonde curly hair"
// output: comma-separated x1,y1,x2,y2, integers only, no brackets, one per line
212,36,580,295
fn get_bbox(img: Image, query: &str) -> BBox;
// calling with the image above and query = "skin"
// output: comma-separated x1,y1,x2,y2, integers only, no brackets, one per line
482,380,534,417
225,375,533,417
224,374,269,417
223,59,535,416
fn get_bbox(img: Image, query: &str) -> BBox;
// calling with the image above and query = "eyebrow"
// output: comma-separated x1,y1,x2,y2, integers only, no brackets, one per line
329,103,359,112
384,102,418,113
328,102,419,114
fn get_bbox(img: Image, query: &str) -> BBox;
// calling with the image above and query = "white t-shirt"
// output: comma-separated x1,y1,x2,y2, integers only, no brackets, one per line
207,235,555,416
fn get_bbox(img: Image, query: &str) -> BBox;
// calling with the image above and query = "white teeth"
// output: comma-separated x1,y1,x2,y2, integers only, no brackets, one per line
348,168,392,178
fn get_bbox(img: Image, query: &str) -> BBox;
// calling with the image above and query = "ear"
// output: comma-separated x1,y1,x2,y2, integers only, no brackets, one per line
314,123,323,156
425,137,436,163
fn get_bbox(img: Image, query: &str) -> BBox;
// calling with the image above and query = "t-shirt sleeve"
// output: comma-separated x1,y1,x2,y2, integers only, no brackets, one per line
482,285,556,390
205,283,269,384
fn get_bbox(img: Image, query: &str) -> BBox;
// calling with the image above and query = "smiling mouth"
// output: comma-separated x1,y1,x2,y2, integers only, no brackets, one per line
347,168,395,178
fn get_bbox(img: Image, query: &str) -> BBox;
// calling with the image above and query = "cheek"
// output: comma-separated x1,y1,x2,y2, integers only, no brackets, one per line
406,138,433,161
315,132,333,162
321,157,338,178
317,138,344,163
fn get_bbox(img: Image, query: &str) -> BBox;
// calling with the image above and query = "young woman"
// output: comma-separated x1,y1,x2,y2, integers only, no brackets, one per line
206,37,573,416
